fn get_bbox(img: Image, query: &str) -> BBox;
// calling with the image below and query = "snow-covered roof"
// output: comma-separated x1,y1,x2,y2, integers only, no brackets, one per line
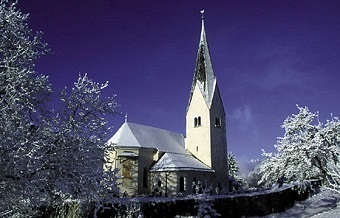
108,122,186,154
108,122,214,172
150,153,214,173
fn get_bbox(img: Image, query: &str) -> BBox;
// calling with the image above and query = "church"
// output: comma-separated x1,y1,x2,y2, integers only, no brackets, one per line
106,14,229,197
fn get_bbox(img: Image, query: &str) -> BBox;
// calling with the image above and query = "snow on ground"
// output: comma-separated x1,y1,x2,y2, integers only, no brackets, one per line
259,188,339,218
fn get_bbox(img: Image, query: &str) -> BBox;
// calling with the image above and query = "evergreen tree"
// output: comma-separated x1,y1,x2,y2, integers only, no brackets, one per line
228,152,240,181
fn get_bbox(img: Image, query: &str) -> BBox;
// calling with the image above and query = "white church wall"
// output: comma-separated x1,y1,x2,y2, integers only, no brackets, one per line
186,83,212,167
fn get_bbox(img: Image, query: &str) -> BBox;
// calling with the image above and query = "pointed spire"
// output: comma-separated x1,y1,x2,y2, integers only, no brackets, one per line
187,10,216,109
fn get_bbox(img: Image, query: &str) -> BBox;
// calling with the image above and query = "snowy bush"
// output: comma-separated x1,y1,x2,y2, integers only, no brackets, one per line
195,195,220,218
125,200,144,218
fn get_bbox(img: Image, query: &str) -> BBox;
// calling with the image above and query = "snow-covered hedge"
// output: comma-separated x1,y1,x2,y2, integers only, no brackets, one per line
93,183,316,217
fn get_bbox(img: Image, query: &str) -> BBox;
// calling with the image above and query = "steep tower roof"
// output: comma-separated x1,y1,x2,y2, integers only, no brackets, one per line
187,14,216,110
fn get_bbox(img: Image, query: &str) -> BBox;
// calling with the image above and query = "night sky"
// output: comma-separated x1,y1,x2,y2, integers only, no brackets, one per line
19,0,340,173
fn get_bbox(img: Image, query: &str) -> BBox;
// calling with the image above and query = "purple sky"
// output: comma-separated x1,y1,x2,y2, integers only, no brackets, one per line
19,0,340,172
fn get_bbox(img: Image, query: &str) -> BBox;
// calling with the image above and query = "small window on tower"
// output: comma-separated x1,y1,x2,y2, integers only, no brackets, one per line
194,116,202,127
215,116,221,128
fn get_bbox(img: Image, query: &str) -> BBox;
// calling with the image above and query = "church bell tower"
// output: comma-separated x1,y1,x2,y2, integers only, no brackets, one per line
185,12,228,188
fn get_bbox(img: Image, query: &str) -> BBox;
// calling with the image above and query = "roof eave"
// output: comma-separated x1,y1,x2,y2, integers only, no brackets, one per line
150,168,215,173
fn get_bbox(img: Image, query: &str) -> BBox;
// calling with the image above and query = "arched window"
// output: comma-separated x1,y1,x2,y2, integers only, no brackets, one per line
194,116,202,127
179,176,185,191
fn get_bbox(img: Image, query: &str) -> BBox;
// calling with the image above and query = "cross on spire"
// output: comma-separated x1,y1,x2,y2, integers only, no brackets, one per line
125,113,128,123
200,10,205,19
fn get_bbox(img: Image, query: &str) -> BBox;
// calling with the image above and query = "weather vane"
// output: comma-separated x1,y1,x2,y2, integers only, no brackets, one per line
200,10,205,19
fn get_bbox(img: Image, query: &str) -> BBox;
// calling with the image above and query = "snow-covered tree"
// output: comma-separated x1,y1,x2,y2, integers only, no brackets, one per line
258,105,339,192
0,1,120,216
315,116,340,193
0,0,51,215
244,160,264,190
20,74,120,217
227,152,244,192
38,74,119,209
227,152,240,181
